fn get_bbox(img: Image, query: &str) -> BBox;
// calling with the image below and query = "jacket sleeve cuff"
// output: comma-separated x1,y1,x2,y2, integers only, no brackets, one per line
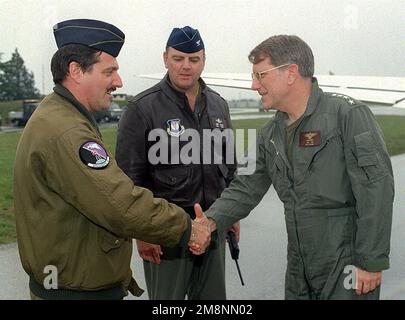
177,216,192,247
355,256,390,272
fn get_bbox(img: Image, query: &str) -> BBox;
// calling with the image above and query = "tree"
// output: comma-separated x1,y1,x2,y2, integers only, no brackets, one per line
0,53,6,100
0,49,40,101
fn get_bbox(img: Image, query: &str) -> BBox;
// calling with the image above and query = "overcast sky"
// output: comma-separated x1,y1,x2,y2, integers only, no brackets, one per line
1,0,404,100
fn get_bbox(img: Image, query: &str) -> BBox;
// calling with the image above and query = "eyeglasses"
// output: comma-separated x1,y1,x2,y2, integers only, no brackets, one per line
251,63,290,82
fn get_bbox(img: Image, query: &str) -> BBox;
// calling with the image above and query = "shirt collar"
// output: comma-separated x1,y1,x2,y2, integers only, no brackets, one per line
53,84,100,135
161,73,207,108
274,77,322,123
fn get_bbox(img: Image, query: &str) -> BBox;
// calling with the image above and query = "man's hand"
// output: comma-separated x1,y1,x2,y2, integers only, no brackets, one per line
227,221,240,242
136,240,162,264
355,268,382,295
193,203,217,232
188,203,211,255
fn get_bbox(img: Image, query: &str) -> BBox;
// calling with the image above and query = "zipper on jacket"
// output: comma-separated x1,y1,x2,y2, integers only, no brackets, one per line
185,95,207,213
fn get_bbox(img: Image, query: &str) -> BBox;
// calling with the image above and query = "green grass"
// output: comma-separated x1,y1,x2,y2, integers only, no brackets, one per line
377,116,405,156
0,131,22,243
1,115,404,244
232,118,272,132
230,111,274,117
114,100,128,108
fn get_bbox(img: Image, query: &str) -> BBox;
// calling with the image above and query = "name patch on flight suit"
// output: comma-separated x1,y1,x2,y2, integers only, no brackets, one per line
299,131,321,147
209,117,227,130
79,141,110,169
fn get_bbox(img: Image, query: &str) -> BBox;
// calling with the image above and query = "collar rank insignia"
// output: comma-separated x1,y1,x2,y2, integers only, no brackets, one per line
166,119,185,137
299,131,321,147
79,141,110,169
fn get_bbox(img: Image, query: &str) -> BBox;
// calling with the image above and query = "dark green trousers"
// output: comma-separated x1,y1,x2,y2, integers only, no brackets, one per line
143,236,226,300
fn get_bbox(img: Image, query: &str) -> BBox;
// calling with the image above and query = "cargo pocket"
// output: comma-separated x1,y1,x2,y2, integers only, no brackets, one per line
326,207,355,259
99,230,123,254
354,131,387,183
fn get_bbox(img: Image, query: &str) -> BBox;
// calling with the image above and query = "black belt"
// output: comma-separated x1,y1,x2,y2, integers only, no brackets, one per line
29,277,125,300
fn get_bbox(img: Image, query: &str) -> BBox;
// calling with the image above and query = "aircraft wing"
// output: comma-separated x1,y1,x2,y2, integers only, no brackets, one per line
138,73,405,108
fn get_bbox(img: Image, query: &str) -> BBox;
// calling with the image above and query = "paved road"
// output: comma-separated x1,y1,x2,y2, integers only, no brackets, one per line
1,153,404,300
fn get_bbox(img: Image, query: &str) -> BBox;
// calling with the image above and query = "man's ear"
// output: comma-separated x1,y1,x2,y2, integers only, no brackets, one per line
163,51,168,69
287,64,299,85
68,61,83,84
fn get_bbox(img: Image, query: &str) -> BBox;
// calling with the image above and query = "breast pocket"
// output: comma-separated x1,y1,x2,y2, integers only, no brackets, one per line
301,130,345,186
301,131,350,206
306,132,342,173
152,165,192,202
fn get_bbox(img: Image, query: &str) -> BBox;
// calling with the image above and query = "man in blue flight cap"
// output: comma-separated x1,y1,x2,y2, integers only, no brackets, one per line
14,19,211,300
116,26,239,299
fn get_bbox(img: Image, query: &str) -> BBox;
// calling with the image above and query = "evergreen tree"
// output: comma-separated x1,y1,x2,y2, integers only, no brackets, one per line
0,49,40,101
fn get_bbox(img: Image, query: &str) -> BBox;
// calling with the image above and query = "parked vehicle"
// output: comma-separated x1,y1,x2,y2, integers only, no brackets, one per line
8,100,123,126
92,102,123,123
8,99,40,126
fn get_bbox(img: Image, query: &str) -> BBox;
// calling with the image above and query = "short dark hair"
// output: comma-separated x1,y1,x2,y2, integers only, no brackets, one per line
51,44,102,84
248,35,314,78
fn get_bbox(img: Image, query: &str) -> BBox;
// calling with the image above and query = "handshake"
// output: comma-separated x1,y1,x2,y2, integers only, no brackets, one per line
136,204,218,264
136,204,238,264
188,203,217,255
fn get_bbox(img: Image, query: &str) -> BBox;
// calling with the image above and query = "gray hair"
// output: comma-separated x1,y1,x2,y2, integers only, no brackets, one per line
248,35,314,78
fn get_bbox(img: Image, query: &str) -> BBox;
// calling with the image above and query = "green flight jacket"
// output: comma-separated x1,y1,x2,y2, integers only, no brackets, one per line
13,86,191,298
206,78,394,298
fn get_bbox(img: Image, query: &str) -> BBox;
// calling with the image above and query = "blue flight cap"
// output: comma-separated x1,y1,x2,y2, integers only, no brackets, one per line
166,26,204,53
53,19,125,57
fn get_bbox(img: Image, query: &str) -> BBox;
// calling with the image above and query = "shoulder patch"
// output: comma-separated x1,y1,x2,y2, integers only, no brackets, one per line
79,141,110,169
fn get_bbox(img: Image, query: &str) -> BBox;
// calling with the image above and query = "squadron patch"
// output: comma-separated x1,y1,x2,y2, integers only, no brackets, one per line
166,119,185,137
299,131,321,147
79,141,110,169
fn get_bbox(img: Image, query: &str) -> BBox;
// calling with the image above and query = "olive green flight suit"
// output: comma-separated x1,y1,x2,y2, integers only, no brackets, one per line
206,78,394,299
13,85,192,299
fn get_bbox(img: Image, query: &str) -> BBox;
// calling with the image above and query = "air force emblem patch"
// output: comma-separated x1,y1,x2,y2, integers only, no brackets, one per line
166,119,185,137
79,141,110,169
